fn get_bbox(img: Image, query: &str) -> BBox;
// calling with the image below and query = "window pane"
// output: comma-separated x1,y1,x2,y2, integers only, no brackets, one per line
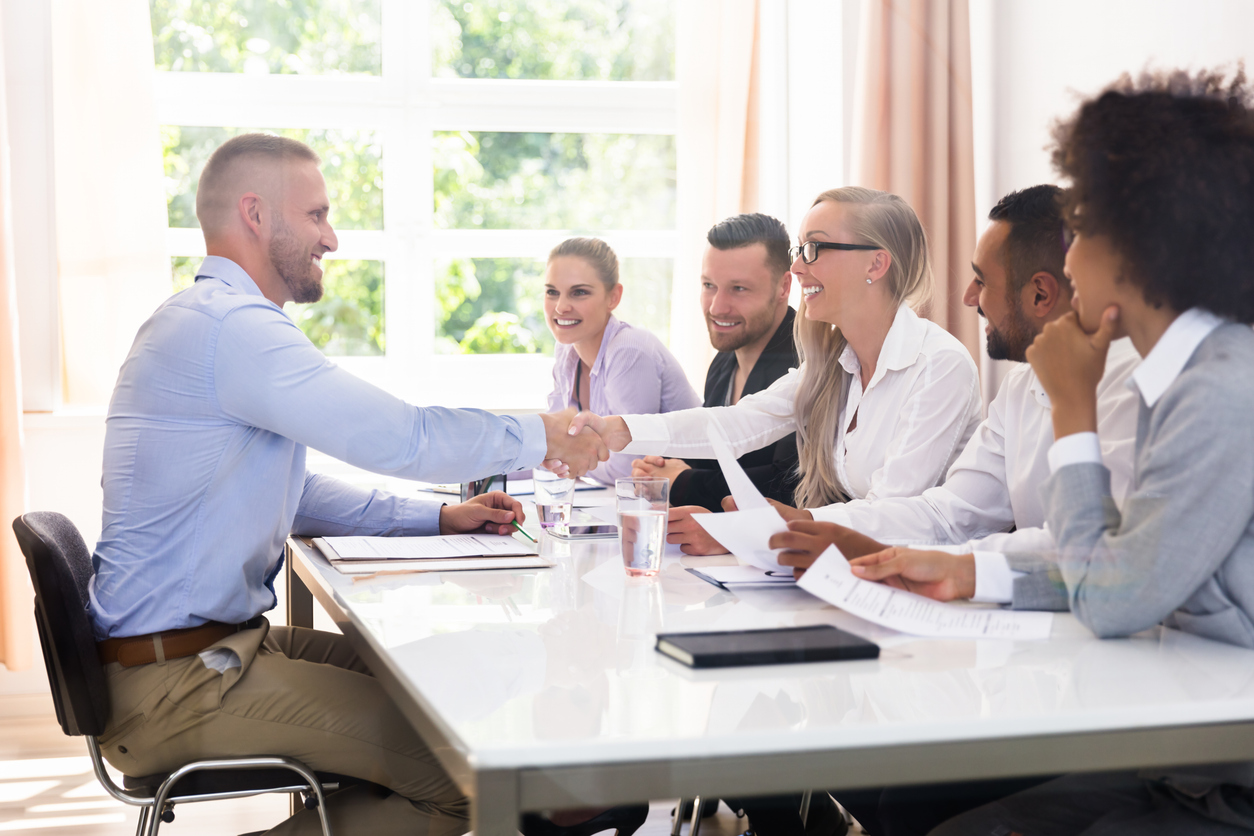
435,258,551,355
612,258,672,344
162,126,383,230
435,257,671,355
151,0,382,75
169,257,385,356
432,0,674,81
171,256,199,293
289,260,386,356
434,132,675,230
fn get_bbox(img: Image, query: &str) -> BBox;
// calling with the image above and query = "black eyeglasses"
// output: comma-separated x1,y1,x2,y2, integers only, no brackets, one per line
789,241,882,264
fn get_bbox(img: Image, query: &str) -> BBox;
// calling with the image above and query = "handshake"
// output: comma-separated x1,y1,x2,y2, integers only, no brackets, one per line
538,409,633,477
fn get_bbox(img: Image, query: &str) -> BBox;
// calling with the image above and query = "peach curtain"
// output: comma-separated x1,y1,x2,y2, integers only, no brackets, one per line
672,0,760,386
851,0,978,361
0,5,34,672
52,0,169,405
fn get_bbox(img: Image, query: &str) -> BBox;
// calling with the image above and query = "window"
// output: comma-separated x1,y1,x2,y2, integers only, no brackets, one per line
152,0,678,409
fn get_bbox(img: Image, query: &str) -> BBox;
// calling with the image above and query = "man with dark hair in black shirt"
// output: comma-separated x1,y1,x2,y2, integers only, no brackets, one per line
632,213,799,555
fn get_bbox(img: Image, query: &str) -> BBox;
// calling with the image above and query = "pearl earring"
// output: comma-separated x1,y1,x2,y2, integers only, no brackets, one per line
866,278,873,285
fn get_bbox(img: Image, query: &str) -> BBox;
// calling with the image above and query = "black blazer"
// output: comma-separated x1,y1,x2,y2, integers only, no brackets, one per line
670,307,800,511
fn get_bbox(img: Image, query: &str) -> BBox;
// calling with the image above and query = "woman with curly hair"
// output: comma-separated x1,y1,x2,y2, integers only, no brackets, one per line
922,66,1254,836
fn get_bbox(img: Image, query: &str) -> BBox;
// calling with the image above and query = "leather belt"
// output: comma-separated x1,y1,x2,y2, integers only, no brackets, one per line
98,620,256,668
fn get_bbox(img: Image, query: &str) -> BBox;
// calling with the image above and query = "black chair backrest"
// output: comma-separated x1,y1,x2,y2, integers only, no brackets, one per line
12,512,109,736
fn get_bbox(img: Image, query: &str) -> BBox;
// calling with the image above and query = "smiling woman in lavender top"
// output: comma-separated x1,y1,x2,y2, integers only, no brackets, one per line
544,237,701,484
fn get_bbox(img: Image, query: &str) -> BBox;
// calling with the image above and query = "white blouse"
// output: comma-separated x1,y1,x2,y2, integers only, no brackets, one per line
621,305,982,503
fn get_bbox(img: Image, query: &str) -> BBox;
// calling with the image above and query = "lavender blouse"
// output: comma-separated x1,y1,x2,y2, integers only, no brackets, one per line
547,315,701,484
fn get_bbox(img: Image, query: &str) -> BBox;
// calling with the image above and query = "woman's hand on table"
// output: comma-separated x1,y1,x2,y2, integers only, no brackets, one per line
666,506,731,555
439,491,525,536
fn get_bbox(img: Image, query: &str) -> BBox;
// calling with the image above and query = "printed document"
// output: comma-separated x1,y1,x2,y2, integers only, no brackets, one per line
691,419,791,571
797,546,1054,640
317,534,535,561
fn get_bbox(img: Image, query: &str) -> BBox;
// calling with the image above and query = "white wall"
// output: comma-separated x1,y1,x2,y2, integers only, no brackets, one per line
987,0,1254,200
0,413,105,694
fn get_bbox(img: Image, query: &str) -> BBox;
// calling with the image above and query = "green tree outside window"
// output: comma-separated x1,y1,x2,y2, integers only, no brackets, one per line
432,0,674,81
151,0,381,75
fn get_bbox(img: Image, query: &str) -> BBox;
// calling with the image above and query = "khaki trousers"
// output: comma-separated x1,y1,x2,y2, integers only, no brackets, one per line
100,619,470,836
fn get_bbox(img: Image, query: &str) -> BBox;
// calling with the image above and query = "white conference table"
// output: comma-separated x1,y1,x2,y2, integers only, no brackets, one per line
284,487,1254,836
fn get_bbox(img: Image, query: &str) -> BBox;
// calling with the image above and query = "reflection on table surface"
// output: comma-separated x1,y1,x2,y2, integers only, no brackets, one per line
298,524,1254,769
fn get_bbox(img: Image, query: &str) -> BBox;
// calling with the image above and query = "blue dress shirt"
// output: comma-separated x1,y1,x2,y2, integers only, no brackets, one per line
89,256,546,639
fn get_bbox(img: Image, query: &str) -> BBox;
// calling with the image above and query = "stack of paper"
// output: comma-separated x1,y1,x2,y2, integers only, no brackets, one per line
314,534,551,575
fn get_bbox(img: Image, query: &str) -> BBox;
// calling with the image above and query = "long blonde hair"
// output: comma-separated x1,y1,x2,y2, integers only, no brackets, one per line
792,187,933,508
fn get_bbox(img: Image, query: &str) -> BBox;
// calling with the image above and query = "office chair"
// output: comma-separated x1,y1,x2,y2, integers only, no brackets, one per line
13,511,357,836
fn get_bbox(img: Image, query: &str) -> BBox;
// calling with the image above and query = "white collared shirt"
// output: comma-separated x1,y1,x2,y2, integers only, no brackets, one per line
1049,308,1227,473
979,308,1226,603
621,305,982,502
810,338,1141,602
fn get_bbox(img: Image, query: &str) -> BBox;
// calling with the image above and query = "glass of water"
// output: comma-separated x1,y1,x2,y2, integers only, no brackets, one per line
616,477,669,577
533,468,576,535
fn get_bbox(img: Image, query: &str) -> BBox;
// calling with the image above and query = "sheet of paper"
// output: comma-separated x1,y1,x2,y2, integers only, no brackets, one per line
692,505,791,572
318,534,533,561
708,418,770,511
331,555,554,576
797,547,1054,640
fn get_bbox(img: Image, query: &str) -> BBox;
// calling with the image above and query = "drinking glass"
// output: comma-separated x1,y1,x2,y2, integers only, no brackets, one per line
533,468,576,535
616,477,669,577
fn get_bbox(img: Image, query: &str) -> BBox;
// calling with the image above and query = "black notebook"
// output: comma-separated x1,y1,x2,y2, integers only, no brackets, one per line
655,625,879,669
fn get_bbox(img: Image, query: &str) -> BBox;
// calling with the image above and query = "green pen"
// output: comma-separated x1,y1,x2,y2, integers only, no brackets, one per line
510,518,537,543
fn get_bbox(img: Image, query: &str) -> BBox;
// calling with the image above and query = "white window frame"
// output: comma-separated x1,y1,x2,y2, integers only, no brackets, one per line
155,0,679,411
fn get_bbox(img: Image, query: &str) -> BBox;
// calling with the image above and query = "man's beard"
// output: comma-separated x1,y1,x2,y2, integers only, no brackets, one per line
982,301,1036,363
706,300,781,352
269,219,324,304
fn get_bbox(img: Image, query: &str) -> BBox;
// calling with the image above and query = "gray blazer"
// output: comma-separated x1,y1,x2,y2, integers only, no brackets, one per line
1006,323,1254,804
1006,322,1254,642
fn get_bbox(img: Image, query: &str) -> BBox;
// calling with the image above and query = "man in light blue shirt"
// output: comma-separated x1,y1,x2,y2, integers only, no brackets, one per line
92,133,606,835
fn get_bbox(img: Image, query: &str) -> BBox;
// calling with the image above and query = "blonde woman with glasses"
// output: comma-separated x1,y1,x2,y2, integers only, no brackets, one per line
571,187,982,550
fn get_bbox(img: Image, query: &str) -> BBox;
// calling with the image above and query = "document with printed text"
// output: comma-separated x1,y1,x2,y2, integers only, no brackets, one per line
316,534,535,561
797,546,1054,640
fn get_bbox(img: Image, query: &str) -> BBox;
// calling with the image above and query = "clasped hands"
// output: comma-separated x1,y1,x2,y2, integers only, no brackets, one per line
538,409,631,477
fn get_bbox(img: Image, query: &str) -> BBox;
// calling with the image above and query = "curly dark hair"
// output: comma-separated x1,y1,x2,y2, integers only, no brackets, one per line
1051,66,1254,323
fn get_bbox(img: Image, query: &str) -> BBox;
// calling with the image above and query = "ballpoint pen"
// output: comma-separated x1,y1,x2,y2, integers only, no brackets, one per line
510,519,537,543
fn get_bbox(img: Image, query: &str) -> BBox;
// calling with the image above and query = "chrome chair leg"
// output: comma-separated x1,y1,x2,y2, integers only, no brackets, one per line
133,805,150,836
799,790,812,827
147,757,333,836
689,796,703,836
671,799,690,836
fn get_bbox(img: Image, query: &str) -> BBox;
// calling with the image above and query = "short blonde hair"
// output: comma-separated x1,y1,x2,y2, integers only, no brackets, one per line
195,133,320,233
